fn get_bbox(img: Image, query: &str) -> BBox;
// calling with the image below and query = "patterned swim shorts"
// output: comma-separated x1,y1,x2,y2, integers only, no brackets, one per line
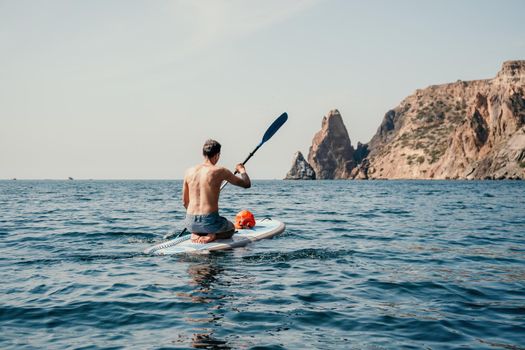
184,212,234,236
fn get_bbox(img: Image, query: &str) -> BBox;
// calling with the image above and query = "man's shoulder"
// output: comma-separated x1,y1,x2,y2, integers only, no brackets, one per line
209,165,227,175
210,166,234,181
184,165,198,177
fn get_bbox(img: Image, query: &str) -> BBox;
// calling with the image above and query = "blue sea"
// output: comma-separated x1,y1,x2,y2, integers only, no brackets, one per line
1,180,524,349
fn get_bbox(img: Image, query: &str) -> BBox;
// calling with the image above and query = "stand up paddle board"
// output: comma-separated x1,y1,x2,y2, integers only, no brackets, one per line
144,219,285,255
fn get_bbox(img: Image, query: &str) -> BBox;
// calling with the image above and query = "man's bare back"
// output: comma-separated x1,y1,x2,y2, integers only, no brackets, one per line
183,139,250,243
183,164,223,215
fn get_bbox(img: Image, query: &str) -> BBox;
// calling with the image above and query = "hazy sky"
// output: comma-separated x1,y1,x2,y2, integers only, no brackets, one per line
1,0,524,179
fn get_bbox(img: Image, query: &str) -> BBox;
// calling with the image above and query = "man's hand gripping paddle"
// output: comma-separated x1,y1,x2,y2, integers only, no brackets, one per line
163,112,288,240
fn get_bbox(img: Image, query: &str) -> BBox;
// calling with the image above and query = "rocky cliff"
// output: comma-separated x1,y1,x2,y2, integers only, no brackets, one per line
366,60,525,179
285,60,525,180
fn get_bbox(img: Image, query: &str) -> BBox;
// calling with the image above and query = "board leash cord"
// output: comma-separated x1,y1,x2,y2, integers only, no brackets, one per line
144,235,191,255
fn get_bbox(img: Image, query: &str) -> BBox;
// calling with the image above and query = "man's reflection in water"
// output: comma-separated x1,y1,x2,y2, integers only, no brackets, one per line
178,255,231,349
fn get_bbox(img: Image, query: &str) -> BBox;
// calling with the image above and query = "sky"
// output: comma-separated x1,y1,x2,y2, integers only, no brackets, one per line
1,0,524,179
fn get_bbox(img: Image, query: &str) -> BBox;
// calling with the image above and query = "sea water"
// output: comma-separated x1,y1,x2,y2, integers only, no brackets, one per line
1,180,524,349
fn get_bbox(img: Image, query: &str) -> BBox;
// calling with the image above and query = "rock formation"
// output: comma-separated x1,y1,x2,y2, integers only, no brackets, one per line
366,60,525,179
307,110,355,179
284,110,367,180
284,151,316,180
285,60,525,180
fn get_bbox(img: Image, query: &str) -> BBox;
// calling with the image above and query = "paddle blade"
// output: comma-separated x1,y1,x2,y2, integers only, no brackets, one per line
260,112,288,145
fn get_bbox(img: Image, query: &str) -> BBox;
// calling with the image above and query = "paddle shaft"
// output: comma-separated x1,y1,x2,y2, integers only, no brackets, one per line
220,144,261,190
239,144,261,171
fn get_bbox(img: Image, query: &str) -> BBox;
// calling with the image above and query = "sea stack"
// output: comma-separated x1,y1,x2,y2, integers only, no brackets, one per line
285,109,366,180
284,151,316,180
307,109,356,179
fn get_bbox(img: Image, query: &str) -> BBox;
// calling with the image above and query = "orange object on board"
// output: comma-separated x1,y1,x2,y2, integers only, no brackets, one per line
234,210,255,229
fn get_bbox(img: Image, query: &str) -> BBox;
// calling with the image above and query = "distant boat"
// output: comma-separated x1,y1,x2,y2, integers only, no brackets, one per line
68,177,74,180
12,178,17,181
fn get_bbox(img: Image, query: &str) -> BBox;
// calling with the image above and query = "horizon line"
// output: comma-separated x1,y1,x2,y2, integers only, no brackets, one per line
0,178,284,181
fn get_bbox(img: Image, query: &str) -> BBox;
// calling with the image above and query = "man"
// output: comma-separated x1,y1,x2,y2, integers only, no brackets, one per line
183,139,251,243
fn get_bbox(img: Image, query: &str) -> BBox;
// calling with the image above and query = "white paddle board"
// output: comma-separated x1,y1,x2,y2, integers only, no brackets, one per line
144,218,285,255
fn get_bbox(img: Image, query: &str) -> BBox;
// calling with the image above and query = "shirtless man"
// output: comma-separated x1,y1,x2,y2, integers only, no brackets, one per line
183,139,251,243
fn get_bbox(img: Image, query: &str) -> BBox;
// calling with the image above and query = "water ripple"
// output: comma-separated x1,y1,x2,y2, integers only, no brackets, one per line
0,180,524,349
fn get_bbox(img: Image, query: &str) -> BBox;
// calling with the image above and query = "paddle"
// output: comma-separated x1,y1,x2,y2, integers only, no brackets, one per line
163,112,288,240
220,112,288,190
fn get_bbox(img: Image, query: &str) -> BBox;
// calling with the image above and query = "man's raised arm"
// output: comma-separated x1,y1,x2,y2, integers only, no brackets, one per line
223,164,251,188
